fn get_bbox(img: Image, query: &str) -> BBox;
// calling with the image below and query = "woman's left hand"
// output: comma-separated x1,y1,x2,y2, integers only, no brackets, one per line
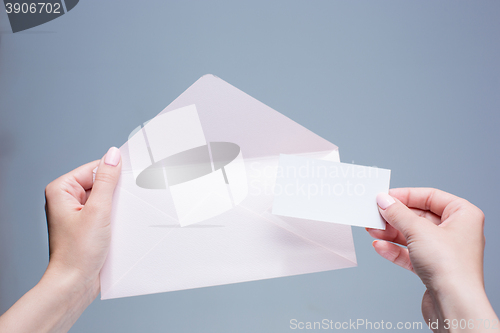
0,147,121,333
44,147,122,298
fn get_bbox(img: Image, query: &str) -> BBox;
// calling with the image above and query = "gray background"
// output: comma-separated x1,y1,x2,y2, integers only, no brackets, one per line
0,1,499,332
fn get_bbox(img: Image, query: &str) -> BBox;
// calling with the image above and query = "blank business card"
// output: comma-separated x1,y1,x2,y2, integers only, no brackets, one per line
271,154,391,230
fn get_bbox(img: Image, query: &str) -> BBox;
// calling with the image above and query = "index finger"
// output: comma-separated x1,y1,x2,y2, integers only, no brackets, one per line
389,187,459,217
64,159,100,191
46,160,101,206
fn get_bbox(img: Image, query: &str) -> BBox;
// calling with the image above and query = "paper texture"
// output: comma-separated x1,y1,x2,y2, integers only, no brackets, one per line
272,154,391,230
100,74,357,300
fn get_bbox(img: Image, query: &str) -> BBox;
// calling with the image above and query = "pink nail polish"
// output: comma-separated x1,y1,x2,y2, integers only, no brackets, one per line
92,166,98,182
104,147,121,166
377,193,395,210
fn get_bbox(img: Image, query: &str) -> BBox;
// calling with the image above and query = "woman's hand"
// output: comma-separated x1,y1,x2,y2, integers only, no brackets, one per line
0,147,121,333
44,146,122,298
367,188,498,332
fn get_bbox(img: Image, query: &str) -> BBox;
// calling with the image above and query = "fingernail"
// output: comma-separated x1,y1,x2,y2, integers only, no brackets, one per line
92,166,98,182
377,193,395,210
104,147,121,166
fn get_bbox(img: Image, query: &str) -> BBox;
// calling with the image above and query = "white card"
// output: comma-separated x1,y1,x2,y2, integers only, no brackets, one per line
272,154,391,229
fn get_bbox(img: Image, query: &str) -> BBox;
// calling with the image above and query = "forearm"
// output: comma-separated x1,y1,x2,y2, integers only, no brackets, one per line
431,282,499,333
0,265,97,333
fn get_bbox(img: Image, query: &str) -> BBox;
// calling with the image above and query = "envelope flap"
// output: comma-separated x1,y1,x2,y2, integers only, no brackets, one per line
157,74,338,159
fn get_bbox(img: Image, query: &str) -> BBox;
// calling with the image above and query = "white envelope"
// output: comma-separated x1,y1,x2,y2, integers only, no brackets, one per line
100,74,357,300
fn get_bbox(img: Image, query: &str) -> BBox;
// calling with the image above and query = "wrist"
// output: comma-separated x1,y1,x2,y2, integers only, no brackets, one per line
42,262,99,310
429,279,498,331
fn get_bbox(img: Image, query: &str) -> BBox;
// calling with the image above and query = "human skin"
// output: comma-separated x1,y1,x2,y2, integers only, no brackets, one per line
0,147,121,333
0,156,497,332
367,188,499,333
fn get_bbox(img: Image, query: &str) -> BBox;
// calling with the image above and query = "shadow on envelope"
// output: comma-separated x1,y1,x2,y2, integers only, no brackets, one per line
149,225,224,228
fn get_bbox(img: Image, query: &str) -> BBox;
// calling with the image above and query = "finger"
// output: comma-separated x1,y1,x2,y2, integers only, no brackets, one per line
377,193,434,239
84,189,92,204
366,223,407,246
439,198,485,229
409,208,442,225
68,160,100,191
372,240,414,273
389,188,459,217
46,160,100,206
84,147,122,221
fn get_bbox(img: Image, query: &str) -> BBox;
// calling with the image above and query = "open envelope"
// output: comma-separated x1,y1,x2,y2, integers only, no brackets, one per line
100,74,357,300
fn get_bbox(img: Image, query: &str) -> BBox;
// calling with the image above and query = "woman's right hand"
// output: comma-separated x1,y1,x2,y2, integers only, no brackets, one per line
366,188,498,332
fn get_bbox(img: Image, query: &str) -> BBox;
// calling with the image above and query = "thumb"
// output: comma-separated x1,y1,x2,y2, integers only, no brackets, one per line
85,147,122,220
376,193,432,239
